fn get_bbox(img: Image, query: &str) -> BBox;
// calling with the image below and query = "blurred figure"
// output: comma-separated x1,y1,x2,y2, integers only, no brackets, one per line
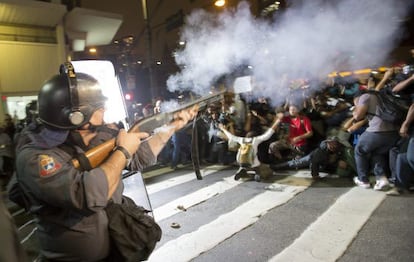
142,103,154,118
0,127,14,189
3,113,16,141
153,99,162,114
206,108,234,165
15,100,38,135
0,197,27,262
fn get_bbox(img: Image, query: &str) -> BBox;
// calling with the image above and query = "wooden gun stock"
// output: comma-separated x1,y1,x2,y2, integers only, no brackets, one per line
72,91,226,170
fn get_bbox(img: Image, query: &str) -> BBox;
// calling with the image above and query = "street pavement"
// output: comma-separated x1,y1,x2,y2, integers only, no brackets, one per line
4,164,414,261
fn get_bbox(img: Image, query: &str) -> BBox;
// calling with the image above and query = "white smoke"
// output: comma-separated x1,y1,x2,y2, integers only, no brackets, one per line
166,0,411,105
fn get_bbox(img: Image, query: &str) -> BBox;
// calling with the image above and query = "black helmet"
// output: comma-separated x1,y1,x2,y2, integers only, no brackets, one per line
38,62,107,129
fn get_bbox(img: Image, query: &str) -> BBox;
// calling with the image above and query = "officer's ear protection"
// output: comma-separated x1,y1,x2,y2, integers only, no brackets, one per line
59,62,85,126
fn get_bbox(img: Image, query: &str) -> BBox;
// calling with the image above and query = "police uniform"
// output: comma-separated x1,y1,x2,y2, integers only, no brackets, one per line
16,123,156,261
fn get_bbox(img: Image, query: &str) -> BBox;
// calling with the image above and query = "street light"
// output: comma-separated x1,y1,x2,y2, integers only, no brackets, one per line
214,0,226,7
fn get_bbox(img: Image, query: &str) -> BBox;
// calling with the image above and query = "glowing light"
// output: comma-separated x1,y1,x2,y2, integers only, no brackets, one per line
214,0,225,7
89,48,97,53
125,93,133,100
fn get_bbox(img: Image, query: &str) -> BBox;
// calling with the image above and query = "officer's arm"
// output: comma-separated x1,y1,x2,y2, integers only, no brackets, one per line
100,130,146,199
147,105,198,157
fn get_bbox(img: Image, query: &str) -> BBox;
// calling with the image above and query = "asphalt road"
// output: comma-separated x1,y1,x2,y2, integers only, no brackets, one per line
4,164,414,261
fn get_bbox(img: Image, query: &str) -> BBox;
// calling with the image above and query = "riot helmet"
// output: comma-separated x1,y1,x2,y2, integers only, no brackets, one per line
38,62,107,129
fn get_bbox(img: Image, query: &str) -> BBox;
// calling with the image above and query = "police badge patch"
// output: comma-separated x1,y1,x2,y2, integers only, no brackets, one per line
39,155,61,177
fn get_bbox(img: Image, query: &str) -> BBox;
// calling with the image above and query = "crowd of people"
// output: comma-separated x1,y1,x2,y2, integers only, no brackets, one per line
135,56,414,193
1,52,413,260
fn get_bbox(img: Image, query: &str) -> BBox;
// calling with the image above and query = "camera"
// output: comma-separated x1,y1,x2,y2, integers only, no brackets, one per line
402,65,414,75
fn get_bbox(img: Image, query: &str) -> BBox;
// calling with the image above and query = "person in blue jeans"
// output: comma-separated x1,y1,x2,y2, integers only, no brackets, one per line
352,90,400,190
170,128,192,169
386,66,414,195
387,103,414,195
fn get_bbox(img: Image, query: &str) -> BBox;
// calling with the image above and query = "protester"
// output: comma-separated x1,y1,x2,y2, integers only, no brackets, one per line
219,117,279,181
268,104,313,162
352,90,400,190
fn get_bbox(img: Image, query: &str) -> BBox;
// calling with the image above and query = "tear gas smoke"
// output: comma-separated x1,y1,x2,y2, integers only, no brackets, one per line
167,0,412,105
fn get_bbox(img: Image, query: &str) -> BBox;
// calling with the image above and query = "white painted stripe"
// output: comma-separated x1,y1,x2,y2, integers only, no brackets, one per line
273,169,329,178
146,167,226,194
148,184,307,262
269,187,386,262
153,176,243,221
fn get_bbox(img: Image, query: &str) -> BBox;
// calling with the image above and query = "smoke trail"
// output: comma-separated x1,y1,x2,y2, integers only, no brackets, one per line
167,0,411,105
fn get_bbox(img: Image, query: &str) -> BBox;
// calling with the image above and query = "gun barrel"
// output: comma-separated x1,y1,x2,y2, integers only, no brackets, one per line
72,90,227,170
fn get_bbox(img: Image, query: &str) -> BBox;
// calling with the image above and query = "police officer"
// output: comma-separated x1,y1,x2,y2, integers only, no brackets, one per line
14,63,197,261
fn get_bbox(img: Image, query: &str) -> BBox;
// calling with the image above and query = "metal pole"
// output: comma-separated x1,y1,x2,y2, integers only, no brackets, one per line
141,0,156,100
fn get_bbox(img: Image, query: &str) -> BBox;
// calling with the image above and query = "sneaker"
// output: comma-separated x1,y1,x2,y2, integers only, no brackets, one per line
373,178,390,191
234,168,247,181
353,177,370,189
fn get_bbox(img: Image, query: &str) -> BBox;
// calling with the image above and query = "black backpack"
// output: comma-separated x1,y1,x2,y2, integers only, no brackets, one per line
368,89,410,125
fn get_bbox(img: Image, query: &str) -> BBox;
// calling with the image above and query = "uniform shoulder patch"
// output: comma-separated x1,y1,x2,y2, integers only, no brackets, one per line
38,154,62,177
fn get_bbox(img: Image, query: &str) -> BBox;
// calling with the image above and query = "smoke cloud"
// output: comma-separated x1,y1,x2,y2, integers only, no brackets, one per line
166,0,412,105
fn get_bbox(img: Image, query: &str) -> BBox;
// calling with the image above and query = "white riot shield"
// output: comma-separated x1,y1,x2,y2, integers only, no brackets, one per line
72,60,153,214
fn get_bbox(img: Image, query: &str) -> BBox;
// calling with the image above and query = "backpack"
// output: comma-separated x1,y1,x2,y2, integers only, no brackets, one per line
106,195,162,261
237,142,254,166
368,89,410,125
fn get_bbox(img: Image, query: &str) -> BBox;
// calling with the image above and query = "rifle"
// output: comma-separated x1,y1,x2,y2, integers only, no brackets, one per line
72,91,227,170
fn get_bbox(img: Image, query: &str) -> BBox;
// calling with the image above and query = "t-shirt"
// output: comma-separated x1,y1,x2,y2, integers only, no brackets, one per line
358,93,399,132
282,115,313,147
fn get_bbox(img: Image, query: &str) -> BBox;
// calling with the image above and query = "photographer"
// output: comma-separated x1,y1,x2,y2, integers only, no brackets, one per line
206,107,235,165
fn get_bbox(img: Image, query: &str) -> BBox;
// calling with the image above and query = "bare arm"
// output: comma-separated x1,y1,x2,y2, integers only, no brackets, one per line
100,130,147,199
147,105,198,157
400,103,414,137
352,96,369,122
375,69,394,91
292,129,313,144
270,113,284,131
346,118,368,133
392,74,414,93
244,111,252,133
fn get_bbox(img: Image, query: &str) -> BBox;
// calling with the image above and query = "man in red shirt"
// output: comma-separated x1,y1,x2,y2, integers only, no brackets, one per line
269,104,313,161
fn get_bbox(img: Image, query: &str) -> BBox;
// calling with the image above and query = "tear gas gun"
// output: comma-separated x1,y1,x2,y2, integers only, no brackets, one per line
71,91,227,170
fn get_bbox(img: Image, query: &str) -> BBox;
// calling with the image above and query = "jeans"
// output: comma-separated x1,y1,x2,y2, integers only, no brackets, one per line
394,153,414,189
394,133,414,188
354,131,400,183
171,131,191,168
407,135,414,170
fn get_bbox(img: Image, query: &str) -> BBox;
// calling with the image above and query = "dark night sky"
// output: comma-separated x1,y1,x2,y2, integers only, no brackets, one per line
81,0,145,41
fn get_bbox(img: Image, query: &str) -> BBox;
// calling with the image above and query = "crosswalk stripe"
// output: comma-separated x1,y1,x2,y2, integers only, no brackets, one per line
153,176,243,221
148,184,307,262
269,187,386,262
146,167,226,194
